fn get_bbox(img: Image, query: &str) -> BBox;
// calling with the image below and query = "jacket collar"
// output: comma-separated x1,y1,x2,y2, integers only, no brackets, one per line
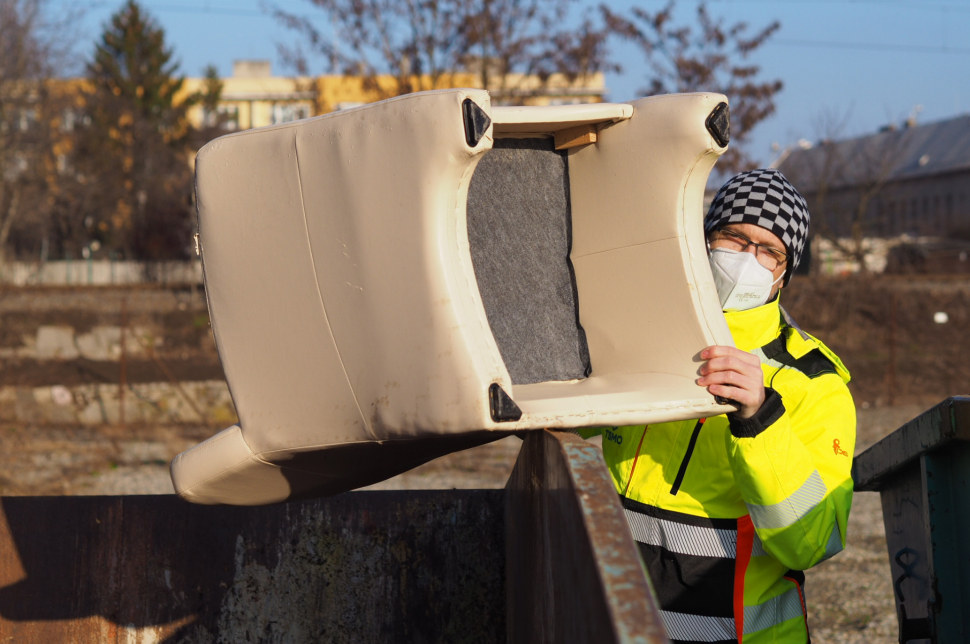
724,295,825,362
723,294,852,384
724,296,784,353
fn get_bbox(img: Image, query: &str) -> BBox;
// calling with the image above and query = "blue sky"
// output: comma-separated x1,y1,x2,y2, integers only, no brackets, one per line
59,0,970,167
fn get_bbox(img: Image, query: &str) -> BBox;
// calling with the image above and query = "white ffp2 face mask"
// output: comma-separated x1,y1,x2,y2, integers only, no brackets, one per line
708,248,783,311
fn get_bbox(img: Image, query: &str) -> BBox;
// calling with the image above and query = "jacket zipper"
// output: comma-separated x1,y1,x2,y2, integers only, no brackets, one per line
670,418,706,495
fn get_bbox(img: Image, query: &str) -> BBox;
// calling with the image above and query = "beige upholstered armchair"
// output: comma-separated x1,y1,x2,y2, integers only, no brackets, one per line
171,88,735,505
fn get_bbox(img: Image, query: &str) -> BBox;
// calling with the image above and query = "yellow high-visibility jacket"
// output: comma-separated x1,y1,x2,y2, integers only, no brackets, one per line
582,296,855,643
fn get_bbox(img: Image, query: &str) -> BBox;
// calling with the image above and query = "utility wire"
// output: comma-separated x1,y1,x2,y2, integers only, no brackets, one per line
774,38,970,55
703,0,970,9
56,0,970,55
65,0,970,13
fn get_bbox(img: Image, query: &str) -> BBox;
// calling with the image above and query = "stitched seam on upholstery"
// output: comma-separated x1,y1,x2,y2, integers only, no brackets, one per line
292,135,372,440
571,235,680,260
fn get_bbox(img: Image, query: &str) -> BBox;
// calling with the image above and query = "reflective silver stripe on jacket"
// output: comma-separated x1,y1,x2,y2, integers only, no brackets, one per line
751,346,788,371
624,508,738,559
746,470,827,531
817,520,844,562
751,531,768,557
661,610,736,642
743,586,804,635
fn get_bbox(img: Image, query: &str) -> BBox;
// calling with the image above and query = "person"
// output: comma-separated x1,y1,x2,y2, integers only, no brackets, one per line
582,169,855,643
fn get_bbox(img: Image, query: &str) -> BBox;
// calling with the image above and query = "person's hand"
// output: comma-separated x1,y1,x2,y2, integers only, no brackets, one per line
697,345,765,419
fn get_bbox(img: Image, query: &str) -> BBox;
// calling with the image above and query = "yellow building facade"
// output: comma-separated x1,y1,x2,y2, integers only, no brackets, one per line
181,60,608,132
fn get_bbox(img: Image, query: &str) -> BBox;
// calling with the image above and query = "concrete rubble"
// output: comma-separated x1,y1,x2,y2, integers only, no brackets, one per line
7,325,159,361
0,380,236,426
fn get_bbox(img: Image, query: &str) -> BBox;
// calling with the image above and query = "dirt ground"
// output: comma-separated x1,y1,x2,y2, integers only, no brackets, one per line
783,275,970,409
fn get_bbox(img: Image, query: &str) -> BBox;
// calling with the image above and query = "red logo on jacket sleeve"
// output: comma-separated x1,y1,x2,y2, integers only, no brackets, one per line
833,439,848,456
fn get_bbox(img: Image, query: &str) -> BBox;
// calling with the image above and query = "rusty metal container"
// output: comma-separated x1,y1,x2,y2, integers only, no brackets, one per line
853,396,970,643
506,430,667,644
0,430,667,643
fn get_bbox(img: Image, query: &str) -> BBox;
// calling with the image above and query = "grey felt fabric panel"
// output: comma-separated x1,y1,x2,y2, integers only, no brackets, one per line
466,137,591,385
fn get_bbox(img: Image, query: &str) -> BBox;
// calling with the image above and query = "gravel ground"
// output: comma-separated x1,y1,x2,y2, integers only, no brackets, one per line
0,423,208,496
0,405,927,641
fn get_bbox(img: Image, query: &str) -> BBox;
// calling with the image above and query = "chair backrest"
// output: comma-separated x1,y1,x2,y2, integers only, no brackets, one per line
172,89,735,504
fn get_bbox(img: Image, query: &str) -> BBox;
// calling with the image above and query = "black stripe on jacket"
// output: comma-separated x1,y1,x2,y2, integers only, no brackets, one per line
622,497,738,620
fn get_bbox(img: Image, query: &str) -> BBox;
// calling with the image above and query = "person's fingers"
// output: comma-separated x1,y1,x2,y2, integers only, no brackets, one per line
701,345,761,367
697,370,756,388
700,356,762,378
700,345,767,417
706,383,760,408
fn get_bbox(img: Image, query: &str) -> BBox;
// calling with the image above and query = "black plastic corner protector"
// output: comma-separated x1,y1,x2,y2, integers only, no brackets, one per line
462,98,491,148
706,102,730,148
489,383,522,422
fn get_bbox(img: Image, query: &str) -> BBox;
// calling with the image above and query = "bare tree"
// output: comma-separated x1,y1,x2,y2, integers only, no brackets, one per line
455,0,613,104
269,0,613,106
0,0,76,264
780,110,908,273
601,1,781,175
270,0,468,102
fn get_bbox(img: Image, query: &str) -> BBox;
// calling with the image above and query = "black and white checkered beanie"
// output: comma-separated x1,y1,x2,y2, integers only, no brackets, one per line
704,169,810,285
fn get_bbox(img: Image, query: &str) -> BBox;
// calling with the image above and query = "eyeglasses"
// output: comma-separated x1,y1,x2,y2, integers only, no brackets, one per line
709,228,789,271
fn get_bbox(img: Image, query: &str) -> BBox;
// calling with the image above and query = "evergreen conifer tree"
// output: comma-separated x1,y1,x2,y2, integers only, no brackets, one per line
78,0,195,260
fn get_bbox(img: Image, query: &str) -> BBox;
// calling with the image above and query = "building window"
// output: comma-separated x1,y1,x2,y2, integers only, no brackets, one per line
18,108,37,131
8,152,28,177
61,109,76,132
271,103,310,125
210,105,240,131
